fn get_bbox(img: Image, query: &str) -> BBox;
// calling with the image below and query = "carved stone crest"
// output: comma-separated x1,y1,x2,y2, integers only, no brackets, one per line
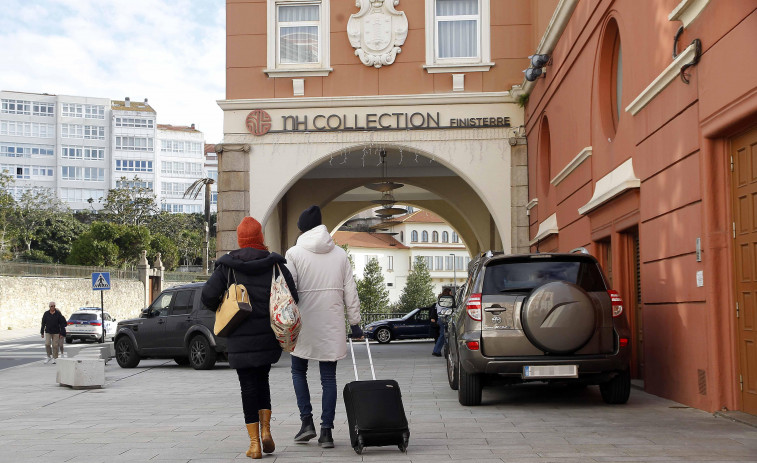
347,0,408,68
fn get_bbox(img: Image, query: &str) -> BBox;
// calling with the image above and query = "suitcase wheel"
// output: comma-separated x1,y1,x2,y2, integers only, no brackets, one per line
354,436,364,455
398,432,409,453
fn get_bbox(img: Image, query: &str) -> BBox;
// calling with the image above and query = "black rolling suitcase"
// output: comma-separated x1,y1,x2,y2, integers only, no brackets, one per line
343,338,410,455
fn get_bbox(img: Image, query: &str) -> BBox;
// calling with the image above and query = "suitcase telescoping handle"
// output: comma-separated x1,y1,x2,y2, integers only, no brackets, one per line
348,337,376,381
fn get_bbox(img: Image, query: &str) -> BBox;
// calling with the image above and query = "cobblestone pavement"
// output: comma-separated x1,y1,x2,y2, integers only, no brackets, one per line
0,340,754,462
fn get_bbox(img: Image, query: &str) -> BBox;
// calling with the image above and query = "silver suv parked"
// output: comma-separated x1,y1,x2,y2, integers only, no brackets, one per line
445,251,631,406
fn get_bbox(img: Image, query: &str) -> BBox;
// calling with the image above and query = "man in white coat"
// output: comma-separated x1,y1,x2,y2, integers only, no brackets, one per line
285,205,362,448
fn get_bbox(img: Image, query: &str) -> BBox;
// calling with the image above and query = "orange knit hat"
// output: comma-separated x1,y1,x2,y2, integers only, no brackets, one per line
237,217,267,250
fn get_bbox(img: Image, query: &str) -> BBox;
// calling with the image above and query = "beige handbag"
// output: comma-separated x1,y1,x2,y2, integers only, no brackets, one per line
214,269,253,337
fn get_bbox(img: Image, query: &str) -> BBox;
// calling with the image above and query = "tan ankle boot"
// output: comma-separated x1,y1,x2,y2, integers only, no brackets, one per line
245,423,262,459
259,409,275,454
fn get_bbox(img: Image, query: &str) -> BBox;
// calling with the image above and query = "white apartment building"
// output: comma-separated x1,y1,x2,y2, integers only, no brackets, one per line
1,91,110,211
204,144,218,214
158,124,205,214
334,209,470,303
1,91,209,214
110,98,157,203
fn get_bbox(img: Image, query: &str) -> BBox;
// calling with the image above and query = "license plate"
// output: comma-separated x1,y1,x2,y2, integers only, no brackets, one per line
523,365,578,378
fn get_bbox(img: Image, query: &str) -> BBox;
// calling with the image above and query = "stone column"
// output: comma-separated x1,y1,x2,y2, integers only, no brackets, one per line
510,139,529,254
153,253,165,296
215,143,251,256
137,250,150,309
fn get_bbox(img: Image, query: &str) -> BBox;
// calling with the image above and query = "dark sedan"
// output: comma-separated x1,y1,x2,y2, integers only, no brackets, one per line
364,307,435,344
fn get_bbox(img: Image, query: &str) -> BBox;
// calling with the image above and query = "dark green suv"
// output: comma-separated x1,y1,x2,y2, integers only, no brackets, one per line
114,283,226,370
445,251,632,406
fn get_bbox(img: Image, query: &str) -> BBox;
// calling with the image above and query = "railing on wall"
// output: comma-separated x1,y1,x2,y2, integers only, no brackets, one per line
360,312,407,325
0,262,207,283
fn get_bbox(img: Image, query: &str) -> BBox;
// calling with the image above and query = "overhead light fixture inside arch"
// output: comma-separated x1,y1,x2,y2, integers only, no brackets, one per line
365,149,407,218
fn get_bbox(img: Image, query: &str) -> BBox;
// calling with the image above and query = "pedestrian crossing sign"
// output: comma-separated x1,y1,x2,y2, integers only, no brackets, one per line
92,272,111,291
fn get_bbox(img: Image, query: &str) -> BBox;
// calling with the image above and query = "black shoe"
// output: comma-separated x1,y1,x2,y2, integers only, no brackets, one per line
432,352,442,357
318,427,334,448
294,415,316,443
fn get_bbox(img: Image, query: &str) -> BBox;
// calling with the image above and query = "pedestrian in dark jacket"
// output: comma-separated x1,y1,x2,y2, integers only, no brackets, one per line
40,301,67,364
201,216,298,460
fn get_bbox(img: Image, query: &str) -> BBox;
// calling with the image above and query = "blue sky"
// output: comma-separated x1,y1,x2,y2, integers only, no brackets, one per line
0,0,226,142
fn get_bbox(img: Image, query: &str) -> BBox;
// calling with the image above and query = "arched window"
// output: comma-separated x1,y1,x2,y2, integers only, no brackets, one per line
442,231,449,243
452,232,459,243
432,231,439,242
600,18,623,137
421,231,429,242
411,230,418,242
539,115,551,193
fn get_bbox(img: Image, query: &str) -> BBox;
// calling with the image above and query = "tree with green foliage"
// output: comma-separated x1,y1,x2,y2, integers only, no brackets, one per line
0,172,16,259
149,234,179,270
357,257,390,315
15,188,65,253
101,176,157,226
67,222,152,269
33,212,87,263
397,256,436,313
177,229,202,266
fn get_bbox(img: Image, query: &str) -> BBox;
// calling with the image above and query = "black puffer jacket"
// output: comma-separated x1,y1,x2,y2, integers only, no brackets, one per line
201,248,299,369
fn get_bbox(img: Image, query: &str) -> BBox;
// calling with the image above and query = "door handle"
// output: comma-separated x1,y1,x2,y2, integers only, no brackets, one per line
485,306,505,314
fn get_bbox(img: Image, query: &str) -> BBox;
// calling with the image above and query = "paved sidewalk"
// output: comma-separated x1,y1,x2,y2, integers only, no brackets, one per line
0,327,40,342
0,341,755,462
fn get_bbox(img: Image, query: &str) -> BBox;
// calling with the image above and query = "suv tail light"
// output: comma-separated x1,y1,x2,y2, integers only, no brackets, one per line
466,293,482,321
67,321,74,325
608,290,623,317
90,321,102,326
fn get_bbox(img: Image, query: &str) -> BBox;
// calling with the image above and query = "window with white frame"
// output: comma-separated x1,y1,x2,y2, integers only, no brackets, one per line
115,117,154,128
161,140,203,155
161,161,203,177
84,125,105,140
411,230,418,242
452,231,459,243
116,136,153,151
61,124,84,139
1,144,54,158
445,255,454,270
84,105,105,119
115,160,153,173
442,231,449,242
1,121,55,137
424,256,434,270
387,255,393,271
161,181,194,198
61,166,104,181
61,146,104,160
61,103,84,118
60,188,104,203
266,0,331,76
116,178,153,190
2,99,54,116
432,231,439,242
435,256,444,270
422,231,429,242
424,0,491,72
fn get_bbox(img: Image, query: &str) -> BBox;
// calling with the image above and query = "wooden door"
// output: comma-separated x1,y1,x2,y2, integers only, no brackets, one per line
731,126,757,415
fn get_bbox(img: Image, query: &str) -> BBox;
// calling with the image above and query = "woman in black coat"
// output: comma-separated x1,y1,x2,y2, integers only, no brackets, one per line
201,216,298,459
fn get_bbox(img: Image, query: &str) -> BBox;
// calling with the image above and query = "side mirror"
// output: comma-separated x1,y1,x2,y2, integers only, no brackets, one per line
437,295,455,308
140,308,151,318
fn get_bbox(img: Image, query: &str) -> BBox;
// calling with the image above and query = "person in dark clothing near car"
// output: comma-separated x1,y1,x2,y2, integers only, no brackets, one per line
40,301,67,364
432,288,454,357
201,216,298,460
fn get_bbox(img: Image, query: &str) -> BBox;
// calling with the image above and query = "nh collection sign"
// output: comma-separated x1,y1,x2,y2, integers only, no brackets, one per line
245,109,511,136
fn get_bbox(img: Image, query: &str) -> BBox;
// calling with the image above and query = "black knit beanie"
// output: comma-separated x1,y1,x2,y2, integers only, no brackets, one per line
298,205,322,232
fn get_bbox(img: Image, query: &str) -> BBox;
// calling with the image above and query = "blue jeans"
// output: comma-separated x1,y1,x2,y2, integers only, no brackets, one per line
291,356,337,429
432,322,446,355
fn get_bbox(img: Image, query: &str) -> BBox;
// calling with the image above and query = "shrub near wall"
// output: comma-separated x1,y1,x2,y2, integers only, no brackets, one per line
0,276,147,330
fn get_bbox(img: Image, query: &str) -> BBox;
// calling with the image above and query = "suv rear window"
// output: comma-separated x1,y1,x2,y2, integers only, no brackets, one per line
70,313,98,321
482,258,606,294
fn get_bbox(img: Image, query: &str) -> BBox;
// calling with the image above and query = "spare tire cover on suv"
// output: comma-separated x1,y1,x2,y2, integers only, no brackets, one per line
521,281,596,354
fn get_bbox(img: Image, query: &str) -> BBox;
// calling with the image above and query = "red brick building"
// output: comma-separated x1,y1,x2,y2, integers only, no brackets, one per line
523,0,757,414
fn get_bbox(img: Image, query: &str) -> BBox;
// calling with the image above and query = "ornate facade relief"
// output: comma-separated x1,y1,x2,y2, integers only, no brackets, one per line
347,0,408,68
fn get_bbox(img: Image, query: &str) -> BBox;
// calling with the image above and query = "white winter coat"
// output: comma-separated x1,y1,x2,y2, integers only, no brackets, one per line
285,225,361,361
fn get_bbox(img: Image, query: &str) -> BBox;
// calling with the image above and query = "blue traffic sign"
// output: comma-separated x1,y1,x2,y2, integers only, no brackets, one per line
92,272,111,291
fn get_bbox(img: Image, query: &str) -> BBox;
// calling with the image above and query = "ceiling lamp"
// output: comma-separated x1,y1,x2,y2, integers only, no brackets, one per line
365,150,407,218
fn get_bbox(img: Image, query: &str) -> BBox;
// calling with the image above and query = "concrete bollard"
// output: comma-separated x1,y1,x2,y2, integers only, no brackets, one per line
56,358,105,389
